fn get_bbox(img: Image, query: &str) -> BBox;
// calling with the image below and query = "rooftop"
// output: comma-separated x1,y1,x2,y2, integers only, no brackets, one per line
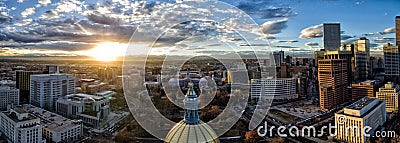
95,90,115,95
20,104,82,132
65,93,105,101
0,86,18,91
346,97,375,110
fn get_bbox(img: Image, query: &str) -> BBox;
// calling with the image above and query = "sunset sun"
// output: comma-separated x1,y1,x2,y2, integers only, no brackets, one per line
81,42,127,61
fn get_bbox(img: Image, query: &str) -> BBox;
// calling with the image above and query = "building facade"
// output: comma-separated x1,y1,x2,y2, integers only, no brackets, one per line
318,59,348,111
383,43,400,83
351,80,378,101
0,86,19,110
30,74,75,111
56,93,110,129
21,104,83,143
324,50,353,86
335,97,386,143
250,78,297,100
376,82,400,113
352,38,371,81
16,70,42,104
323,23,341,51
0,108,43,143
396,16,400,46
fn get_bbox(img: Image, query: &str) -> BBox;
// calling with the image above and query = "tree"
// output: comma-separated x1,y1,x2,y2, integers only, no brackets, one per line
269,137,286,143
245,130,263,143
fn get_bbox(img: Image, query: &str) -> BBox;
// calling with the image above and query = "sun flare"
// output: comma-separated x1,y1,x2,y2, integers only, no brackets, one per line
80,42,127,61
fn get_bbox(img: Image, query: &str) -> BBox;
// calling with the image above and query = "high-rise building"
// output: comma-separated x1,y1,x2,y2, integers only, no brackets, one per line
15,70,42,104
279,50,285,64
318,59,348,111
0,108,43,143
30,74,75,111
376,82,400,113
351,80,378,101
324,50,353,86
383,43,400,83
354,52,367,81
354,37,371,81
323,23,341,51
0,86,19,110
296,76,308,99
56,93,110,129
273,51,282,67
396,16,400,46
250,78,297,100
314,49,325,67
335,97,386,143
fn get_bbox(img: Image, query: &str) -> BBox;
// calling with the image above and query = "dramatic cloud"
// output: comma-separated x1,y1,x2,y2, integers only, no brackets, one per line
304,42,319,47
86,13,124,25
341,38,358,44
299,24,323,39
236,1,296,19
38,0,52,7
374,37,395,43
261,18,288,34
341,35,354,40
40,10,60,19
290,48,312,52
379,27,395,35
21,7,35,18
274,40,298,43
275,45,298,49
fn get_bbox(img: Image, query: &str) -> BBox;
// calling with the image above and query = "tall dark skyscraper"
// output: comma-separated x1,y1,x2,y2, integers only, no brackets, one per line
384,43,400,83
396,16,400,46
323,23,341,51
16,70,42,104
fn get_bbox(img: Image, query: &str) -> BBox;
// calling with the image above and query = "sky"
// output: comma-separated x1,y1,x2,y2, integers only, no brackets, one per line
0,0,399,60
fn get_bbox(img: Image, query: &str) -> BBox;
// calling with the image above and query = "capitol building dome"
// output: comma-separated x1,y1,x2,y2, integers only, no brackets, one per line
165,120,219,143
165,77,219,143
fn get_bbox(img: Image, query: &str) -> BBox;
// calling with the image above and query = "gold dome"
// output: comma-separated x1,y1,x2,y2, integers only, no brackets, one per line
165,121,219,143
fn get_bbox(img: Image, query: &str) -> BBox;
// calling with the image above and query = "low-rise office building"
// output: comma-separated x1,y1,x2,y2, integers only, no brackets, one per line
335,97,386,143
56,93,110,129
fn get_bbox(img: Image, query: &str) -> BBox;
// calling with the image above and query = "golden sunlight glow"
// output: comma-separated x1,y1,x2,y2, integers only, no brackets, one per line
79,42,127,61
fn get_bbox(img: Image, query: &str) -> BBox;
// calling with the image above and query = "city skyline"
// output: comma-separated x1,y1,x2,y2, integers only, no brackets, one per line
1,0,400,61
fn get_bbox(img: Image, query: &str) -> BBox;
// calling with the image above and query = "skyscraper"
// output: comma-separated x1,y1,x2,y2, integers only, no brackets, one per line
273,51,282,67
318,59,348,111
30,74,75,111
323,23,341,51
396,16,400,46
324,50,353,86
15,70,42,104
354,37,371,81
383,43,400,83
